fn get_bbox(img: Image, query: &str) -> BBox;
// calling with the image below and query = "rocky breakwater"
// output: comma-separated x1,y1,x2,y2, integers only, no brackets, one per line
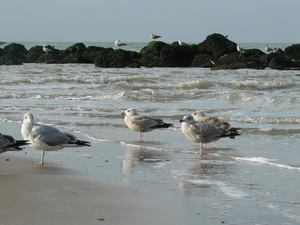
1,34,300,70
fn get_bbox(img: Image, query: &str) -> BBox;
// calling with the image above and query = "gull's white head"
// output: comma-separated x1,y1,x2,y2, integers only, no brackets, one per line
122,108,138,116
23,113,34,125
179,114,195,124
192,110,206,120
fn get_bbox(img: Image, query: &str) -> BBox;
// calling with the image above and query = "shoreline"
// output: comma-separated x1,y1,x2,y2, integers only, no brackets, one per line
0,121,208,225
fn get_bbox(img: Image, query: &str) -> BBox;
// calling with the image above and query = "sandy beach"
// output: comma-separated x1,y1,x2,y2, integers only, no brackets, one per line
0,121,208,225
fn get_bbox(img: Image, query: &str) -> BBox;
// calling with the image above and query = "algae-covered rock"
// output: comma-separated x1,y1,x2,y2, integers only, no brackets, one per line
140,41,168,56
284,44,300,60
3,43,28,63
160,45,197,67
64,43,86,53
198,33,237,60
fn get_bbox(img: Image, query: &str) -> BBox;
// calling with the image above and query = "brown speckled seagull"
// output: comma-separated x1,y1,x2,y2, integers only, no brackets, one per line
0,133,29,154
180,115,240,157
121,108,173,141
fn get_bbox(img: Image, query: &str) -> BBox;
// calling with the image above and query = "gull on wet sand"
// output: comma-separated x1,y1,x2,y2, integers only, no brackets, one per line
121,108,173,141
150,33,161,39
0,133,29,154
21,113,91,165
180,115,240,157
178,40,188,46
115,40,127,47
192,110,241,147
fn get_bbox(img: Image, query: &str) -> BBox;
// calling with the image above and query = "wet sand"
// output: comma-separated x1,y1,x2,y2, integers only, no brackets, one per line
0,121,207,225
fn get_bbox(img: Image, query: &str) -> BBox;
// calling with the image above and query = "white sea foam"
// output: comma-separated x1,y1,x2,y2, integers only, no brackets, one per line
234,157,300,171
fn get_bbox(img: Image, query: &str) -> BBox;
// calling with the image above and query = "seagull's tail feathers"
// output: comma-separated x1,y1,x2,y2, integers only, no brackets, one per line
70,140,91,147
157,122,173,129
228,127,242,134
8,140,30,151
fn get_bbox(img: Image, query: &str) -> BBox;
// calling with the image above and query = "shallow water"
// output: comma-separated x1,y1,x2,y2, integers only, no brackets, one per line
1,53,300,223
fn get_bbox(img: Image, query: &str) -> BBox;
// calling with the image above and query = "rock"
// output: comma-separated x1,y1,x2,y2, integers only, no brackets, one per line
26,46,44,63
0,54,23,65
284,44,300,60
213,53,249,69
191,54,214,67
269,56,295,70
82,46,113,63
0,48,7,58
94,49,141,68
64,43,86,53
140,41,168,56
149,56,176,67
198,33,237,60
3,43,28,63
160,45,197,67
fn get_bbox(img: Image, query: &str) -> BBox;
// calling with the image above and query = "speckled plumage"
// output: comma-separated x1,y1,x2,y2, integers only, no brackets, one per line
180,115,240,157
121,108,173,141
0,133,29,154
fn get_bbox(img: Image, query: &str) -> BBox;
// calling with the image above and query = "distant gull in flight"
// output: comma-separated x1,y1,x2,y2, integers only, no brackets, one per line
236,45,246,53
178,40,188,46
21,112,91,165
192,110,241,147
121,108,173,141
265,45,277,52
115,40,127,47
0,133,29,154
180,114,240,157
150,33,161,39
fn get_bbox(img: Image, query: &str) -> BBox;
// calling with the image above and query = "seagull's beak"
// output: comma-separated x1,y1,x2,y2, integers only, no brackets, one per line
121,112,125,116
179,119,184,123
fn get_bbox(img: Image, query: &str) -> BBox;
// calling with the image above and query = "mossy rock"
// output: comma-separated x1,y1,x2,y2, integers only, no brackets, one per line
284,44,300,59
140,41,168,56
64,43,86,53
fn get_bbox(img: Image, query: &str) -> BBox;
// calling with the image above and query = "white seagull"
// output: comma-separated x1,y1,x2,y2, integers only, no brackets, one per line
115,40,127,47
21,113,91,165
0,133,29,154
150,33,161,39
265,45,277,52
121,108,173,141
43,45,54,54
180,115,240,157
236,45,246,53
178,40,188,46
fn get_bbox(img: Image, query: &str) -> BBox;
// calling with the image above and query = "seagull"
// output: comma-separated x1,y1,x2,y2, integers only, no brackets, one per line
178,40,188,46
236,45,246,53
192,110,241,147
265,45,277,52
121,108,173,141
180,115,240,157
0,41,6,45
21,113,91,165
0,133,29,154
43,45,54,54
115,40,127,47
150,33,161,39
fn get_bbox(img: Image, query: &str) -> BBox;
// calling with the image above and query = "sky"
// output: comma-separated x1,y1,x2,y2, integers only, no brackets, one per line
1,0,300,44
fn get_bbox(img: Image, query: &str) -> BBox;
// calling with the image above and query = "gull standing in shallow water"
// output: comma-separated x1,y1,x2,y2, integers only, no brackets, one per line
21,113,91,165
121,108,173,141
192,110,241,147
180,115,240,157
150,33,161,39
115,40,127,47
0,133,29,154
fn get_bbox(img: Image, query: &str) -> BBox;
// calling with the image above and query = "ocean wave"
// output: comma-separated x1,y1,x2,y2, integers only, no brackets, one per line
229,79,296,90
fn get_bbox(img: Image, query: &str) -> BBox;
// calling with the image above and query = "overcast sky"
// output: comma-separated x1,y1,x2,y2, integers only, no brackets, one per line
1,0,299,44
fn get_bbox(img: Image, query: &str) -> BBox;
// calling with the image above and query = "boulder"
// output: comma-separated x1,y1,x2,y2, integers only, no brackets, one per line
0,54,23,65
140,41,168,56
26,46,44,63
3,43,28,63
284,44,300,60
191,54,214,67
82,46,113,63
197,33,237,60
64,43,86,53
160,45,197,67
149,56,176,67
94,49,141,68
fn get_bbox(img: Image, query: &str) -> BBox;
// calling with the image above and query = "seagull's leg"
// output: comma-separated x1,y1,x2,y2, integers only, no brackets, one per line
213,142,216,148
139,132,144,141
33,150,45,165
199,143,204,158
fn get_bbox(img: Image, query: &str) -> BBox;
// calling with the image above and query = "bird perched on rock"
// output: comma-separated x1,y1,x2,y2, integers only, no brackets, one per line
115,40,127,47
0,133,29,154
150,33,161,39
180,115,240,157
192,110,241,147
121,108,173,141
265,45,277,52
21,112,91,165
178,40,188,46
43,45,55,54
236,45,246,53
